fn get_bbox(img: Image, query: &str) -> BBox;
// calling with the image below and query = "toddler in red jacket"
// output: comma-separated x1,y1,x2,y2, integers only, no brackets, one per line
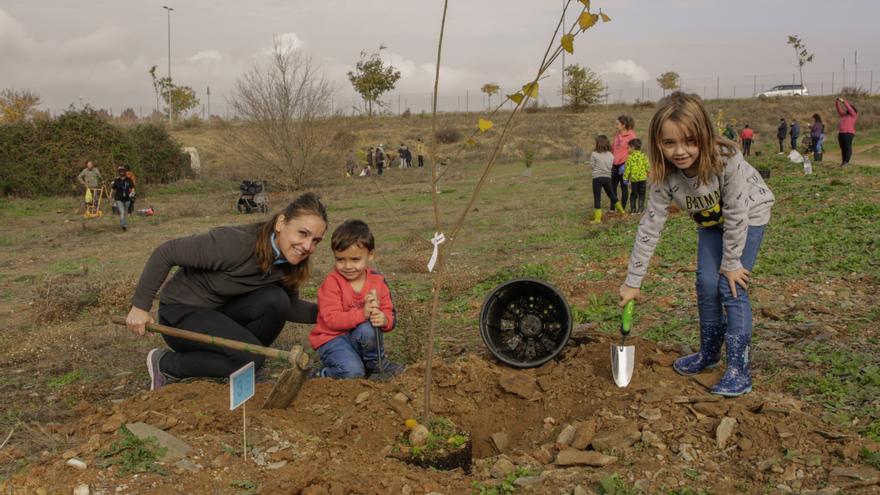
309,220,405,379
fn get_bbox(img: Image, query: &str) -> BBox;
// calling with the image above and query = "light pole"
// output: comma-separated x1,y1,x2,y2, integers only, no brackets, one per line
163,5,174,125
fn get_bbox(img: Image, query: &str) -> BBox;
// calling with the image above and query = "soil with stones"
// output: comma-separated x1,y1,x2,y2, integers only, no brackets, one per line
3,330,879,495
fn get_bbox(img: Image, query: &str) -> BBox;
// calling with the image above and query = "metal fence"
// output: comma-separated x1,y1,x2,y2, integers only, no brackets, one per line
45,68,878,119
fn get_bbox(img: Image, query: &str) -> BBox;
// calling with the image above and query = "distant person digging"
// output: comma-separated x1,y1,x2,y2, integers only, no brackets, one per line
77,160,103,207
124,193,328,390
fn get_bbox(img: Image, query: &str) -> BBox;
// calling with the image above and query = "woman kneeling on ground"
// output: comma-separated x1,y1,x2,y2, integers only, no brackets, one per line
124,192,328,390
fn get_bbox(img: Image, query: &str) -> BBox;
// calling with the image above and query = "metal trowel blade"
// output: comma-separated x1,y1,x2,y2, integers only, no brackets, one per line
611,344,635,387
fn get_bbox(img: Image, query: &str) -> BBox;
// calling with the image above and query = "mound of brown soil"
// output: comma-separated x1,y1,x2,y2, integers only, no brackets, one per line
4,333,878,494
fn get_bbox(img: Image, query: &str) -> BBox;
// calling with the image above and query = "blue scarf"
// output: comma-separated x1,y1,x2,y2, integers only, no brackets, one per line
270,233,288,265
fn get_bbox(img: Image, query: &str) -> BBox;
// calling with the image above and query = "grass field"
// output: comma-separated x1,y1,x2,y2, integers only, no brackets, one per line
1,98,879,489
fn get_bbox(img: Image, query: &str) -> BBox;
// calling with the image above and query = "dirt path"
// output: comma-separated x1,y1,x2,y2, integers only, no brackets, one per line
821,142,880,167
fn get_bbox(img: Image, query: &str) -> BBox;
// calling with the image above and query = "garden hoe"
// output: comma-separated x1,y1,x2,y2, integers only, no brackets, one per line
611,300,635,387
111,316,310,409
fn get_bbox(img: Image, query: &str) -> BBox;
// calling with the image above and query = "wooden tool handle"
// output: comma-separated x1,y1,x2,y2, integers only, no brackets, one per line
111,315,305,365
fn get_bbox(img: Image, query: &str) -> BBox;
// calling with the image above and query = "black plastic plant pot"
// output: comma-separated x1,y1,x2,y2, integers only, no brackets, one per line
479,278,572,368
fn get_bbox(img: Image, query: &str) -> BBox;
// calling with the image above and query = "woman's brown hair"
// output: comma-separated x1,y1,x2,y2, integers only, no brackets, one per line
255,192,328,290
647,91,737,186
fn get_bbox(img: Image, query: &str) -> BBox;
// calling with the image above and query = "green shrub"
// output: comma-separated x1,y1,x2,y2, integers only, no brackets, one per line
0,107,190,197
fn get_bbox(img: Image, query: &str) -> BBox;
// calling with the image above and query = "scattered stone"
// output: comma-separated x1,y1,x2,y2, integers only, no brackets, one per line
543,417,556,426
125,422,192,462
392,392,409,404
639,408,662,421
354,391,370,404
554,449,617,467
692,402,729,418
66,458,87,470
174,459,201,473
641,430,667,450
101,414,126,434
35,489,47,495
775,423,795,439
533,445,554,465
409,425,430,448
513,474,544,487
716,417,737,449
499,374,540,400
211,452,234,468
266,460,288,470
572,485,593,495
556,424,577,448
73,484,90,495
490,432,509,453
782,465,797,481
61,448,80,459
490,458,516,479
692,373,721,390
828,466,879,485
591,425,641,452
756,458,776,471
678,443,697,463
571,420,597,450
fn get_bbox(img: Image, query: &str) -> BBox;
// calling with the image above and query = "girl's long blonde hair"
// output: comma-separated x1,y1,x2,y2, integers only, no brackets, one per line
648,92,738,186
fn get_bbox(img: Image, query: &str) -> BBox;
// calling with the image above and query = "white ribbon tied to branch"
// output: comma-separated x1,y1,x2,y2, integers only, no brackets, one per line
427,232,446,272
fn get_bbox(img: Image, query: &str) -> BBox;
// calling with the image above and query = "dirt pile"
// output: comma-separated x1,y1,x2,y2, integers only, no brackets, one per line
3,333,879,494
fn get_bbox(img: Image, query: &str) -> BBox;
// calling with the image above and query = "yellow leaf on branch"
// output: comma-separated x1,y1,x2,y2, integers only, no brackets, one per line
578,12,598,31
507,92,524,104
561,34,574,55
521,82,539,99
466,138,477,147
477,119,494,132
579,0,590,8
600,11,611,22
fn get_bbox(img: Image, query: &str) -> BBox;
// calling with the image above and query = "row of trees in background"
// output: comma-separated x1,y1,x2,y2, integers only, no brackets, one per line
0,108,190,197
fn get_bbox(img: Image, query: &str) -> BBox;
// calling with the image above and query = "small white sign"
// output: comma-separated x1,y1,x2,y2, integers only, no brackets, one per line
230,362,255,411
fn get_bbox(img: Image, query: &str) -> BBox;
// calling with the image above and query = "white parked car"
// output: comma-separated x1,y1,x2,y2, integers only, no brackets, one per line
755,84,809,97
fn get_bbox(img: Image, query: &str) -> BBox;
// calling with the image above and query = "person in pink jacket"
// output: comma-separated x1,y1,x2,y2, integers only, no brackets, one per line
835,97,858,167
611,115,637,210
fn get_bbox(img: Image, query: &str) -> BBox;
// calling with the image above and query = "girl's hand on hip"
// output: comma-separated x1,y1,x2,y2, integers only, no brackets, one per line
618,285,640,307
126,306,153,336
721,268,750,298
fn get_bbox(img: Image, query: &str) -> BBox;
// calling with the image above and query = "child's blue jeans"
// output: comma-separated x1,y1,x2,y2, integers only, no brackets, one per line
695,225,766,338
317,322,382,378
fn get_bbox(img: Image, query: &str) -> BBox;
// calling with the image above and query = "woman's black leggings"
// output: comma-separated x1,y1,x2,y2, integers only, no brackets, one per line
158,285,290,379
592,177,617,209
611,163,628,208
838,133,854,164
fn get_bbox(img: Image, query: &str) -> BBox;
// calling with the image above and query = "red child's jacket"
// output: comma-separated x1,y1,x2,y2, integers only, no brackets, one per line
308,269,396,350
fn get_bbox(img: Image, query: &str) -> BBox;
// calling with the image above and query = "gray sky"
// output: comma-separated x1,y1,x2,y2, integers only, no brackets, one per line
2,0,878,115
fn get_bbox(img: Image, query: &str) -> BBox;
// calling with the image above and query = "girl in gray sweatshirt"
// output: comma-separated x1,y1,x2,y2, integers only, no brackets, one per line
618,92,774,397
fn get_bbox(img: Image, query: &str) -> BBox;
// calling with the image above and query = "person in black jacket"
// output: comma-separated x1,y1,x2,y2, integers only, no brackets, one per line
776,118,787,153
124,192,328,390
110,167,135,231
790,120,800,151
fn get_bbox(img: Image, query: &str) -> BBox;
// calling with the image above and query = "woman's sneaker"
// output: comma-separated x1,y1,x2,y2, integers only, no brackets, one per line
146,348,177,391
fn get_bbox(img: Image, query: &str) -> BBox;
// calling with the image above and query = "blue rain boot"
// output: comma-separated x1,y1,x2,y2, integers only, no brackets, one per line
673,323,724,375
711,333,753,397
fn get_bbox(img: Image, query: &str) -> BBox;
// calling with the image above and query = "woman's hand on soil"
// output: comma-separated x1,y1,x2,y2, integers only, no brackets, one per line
125,306,153,336
721,268,750,298
618,284,640,307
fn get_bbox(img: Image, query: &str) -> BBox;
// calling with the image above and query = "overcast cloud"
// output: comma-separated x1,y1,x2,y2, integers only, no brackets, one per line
2,0,878,115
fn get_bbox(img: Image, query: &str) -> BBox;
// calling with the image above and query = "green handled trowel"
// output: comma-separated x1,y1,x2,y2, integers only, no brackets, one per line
611,300,636,387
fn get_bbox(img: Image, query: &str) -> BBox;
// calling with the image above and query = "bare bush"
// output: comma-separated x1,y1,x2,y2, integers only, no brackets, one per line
226,38,335,191
435,126,463,144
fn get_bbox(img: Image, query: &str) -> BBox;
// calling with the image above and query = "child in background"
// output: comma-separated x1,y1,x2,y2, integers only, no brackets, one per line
590,135,625,224
309,220,404,379
622,138,649,214
618,92,774,397
611,115,637,211
740,125,754,157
